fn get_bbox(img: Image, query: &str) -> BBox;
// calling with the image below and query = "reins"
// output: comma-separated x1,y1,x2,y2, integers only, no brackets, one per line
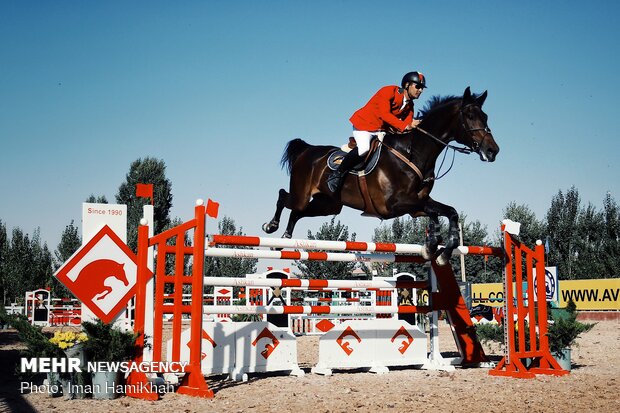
416,126,473,155
415,126,469,181
383,126,472,184
381,103,492,183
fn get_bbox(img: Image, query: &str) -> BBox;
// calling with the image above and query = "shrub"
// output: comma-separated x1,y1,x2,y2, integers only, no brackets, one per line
81,320,139,362
475,323,504,344
546,300,595,354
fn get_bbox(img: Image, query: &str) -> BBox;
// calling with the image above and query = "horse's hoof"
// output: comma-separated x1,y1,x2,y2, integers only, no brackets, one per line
282,232,292,239
262,221,279,234
436,253,449,267
435,248,453,266
445,235,459,250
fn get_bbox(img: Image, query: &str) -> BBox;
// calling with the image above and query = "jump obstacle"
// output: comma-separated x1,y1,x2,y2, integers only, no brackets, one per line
489,230,569,378
127,200,567,400
10,289,82,327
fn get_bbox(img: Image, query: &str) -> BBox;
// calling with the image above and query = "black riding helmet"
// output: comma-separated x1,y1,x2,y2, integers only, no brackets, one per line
401,71,427,89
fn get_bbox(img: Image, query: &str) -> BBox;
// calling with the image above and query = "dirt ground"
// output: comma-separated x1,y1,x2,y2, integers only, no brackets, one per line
1,319,618,413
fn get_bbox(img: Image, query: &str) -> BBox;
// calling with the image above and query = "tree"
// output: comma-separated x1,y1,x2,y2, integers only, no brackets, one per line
2,227,53,303
452,214,501,283
85,195,108,203
294,217,358,280
32,237,53,294
204,216,258,278
500,201,546,247
115,157,173,251
4,228,33,303
571,203,606,279
545,187,581,279
601,192,620,276
53,220,81,297
0,220,7,305
372,216,428,278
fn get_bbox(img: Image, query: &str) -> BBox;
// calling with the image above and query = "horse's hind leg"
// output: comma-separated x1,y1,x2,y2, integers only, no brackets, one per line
282,194,343,238
262,188,289,234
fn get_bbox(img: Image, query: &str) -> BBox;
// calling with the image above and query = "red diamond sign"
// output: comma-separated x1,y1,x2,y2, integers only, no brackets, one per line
54,225,150,324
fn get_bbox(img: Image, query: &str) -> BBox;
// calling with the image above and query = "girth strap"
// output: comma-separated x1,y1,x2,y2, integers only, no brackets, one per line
382,143,424,181
357,174,380,217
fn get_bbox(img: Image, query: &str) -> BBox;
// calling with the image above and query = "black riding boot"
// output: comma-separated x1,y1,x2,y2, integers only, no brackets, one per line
327,148,362,193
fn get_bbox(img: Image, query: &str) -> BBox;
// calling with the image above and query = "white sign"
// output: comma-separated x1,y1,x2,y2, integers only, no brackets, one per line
82,203,127,243
533,266,559,303
81,203,128,325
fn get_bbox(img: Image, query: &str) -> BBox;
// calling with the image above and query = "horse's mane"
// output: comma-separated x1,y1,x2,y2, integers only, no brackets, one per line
418,95,461,119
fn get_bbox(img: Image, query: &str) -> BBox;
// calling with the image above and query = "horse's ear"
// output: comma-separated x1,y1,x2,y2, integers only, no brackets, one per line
463,86,472,104
476,90,488,107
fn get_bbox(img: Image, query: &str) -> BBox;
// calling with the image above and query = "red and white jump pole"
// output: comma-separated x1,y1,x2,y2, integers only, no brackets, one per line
210,234,501,257
204,247,426,263
203,276,428,290
202,304,430,315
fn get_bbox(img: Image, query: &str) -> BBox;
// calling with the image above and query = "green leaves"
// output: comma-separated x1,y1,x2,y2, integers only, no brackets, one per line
294,217,357,280
81,319,139,362
115,157,173,252
204,216,258,279
546,300,595,353
0,223,53,304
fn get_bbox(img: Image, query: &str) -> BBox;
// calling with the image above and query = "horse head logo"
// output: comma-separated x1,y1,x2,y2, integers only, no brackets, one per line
187,329,217,360
252,328,280,359
336,326,362,356
391,326,414,354
74,259,129,302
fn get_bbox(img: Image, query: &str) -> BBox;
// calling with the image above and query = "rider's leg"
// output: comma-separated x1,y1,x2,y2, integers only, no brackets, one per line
327,130,373,193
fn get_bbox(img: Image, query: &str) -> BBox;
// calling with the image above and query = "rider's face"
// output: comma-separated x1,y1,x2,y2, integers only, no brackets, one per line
407,83,424,99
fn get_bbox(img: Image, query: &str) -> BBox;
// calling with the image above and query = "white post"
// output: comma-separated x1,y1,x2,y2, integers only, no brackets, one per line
142,205,154,362
424,266,455,372
459,223,466,282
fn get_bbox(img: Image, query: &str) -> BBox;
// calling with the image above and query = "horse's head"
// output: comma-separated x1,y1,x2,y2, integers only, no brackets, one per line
113,262,129,286
456,87,500,162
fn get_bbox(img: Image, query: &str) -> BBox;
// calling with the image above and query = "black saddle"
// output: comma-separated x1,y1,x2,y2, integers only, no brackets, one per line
327,141,383,175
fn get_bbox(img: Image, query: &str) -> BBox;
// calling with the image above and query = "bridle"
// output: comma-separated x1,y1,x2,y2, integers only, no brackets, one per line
387,103,493,181
414,104,492,154
459,104,492,153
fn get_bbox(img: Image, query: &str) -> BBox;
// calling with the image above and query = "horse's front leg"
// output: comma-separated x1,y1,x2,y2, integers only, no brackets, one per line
423,198,459,265
413,213,441,261
96,286,113,300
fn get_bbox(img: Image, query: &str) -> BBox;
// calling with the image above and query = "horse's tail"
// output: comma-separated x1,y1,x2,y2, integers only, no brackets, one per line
280,138,311,175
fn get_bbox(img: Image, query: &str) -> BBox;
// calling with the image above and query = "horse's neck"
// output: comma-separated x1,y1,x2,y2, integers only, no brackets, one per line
414,111,459,167
405,127,454,172
382,105,459,174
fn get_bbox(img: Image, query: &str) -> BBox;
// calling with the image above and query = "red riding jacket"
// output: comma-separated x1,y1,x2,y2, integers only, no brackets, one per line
349,85,414,132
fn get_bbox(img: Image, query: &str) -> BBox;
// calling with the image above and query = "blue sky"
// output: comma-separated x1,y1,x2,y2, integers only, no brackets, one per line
1,1,619,256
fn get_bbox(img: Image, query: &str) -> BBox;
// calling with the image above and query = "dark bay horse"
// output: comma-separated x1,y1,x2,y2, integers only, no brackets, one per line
262,87,500,260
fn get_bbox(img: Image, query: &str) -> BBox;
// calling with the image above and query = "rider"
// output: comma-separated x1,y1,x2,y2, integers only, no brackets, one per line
327,71,427,193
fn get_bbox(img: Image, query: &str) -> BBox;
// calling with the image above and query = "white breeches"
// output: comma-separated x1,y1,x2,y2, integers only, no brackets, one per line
352,130,374,155
352,129,385,155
